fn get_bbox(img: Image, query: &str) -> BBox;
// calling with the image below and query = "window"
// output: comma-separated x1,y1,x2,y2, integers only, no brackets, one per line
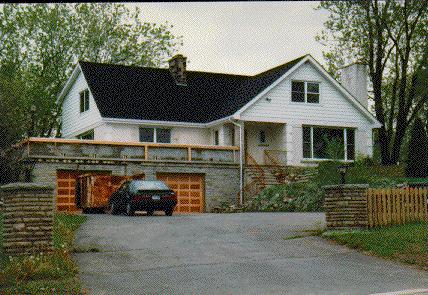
307,82,320,103
291,81,319,103
291,81,305,102
346,129,355,160
303,127,312,158
156,128,171,143
230,126,235,146
214,130,219,145
79,89,90,113
302,126,355,160
259,130,267,144
139,128,154,142
139,127,171,143
77,129,94,140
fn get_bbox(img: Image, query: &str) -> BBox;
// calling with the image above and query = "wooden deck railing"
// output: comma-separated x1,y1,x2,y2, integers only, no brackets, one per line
14,137,240,164
366,187,428,227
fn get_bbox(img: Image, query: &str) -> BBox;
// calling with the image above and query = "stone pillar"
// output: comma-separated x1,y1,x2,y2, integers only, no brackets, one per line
1,183,55,255
323,184,369,230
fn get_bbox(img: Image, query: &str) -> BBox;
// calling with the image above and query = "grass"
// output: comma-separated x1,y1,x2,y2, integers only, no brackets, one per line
323,222,428,269
0,213,87,293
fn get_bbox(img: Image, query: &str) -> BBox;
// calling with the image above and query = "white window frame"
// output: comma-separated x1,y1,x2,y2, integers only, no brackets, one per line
302,126,354,161
291,80,320,104
79,89,90,113
259,130,267,145
139,127,171,143
214,130,219,146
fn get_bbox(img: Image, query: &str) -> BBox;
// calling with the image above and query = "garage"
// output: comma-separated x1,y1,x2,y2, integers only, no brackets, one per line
157,173,205,213
56,170,111,212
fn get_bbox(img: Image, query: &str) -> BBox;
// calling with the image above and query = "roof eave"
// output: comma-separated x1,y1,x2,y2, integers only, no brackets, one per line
56,63,82,105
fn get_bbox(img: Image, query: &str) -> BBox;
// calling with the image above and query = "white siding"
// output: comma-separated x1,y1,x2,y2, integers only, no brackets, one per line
241,60,375,164
171,127,211,145
61,71,103,138
245,123,285,163
94,123,211,145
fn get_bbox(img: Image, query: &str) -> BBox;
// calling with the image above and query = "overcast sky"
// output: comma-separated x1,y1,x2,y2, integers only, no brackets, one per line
128,1,329,75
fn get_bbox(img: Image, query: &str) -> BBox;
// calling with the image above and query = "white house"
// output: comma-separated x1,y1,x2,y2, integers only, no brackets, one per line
58,54,381,167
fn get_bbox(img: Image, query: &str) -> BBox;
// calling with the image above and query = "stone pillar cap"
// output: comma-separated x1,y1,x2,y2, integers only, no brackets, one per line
0,182,55,191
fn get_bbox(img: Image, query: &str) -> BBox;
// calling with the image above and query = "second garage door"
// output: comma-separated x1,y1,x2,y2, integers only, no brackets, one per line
157,173,205,213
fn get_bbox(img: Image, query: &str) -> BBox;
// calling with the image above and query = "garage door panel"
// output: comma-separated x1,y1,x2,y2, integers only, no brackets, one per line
157,173,204,213
56,170,111,212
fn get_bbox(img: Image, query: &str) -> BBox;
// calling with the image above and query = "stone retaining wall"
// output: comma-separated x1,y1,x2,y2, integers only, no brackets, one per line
1,183,54,255
323,184,369,229
30,161,240,212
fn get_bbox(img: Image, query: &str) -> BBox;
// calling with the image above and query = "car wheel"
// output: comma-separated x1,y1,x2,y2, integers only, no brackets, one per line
110,203,119,215
126,202,135,216
165,208,174,216
146,209,154,216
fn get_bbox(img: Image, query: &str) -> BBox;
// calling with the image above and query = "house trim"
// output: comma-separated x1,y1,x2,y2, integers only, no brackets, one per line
102,115,233,129
233,55,381,128
56,64,82,104
233,56,309,119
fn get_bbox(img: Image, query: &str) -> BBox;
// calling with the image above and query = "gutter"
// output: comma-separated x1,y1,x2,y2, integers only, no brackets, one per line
229,118,244,206
103,115,234,129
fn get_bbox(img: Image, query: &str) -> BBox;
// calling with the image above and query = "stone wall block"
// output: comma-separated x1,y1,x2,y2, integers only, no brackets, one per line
323,184,369,230
1,182,55,256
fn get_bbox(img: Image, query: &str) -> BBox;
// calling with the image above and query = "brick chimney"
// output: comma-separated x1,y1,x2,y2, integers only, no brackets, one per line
339,63,368,108
169,54,187,86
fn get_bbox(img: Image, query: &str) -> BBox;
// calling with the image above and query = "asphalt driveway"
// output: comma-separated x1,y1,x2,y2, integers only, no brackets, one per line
74,213,428,295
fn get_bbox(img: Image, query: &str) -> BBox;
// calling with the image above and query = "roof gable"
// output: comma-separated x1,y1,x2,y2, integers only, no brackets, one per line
234,55,380,127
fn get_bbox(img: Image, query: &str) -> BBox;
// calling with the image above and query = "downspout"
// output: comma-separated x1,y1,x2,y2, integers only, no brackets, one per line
229,118,244,206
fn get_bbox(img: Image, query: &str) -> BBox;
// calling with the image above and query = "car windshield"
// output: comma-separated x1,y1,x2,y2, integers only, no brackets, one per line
129,180,170,193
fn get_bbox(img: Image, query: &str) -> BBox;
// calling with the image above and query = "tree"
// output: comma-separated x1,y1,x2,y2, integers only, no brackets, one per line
405,117,428,178
316,0,428,165
0,3,182,140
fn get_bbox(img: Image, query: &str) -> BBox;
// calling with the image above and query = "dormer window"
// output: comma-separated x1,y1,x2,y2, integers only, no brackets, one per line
291,81,319,103
80,89,90,112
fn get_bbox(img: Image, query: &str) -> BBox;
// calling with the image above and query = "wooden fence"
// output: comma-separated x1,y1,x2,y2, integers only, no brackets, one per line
366,187,428,228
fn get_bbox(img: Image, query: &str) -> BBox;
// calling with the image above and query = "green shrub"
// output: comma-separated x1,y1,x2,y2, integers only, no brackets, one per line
244,184,297,212
292,181,325,212
315,161,342,185
246,181,325,212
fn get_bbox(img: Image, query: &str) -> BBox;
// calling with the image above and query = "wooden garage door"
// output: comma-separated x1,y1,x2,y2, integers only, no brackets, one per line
57,170,81,212
56,170,110,212
157,173,205,213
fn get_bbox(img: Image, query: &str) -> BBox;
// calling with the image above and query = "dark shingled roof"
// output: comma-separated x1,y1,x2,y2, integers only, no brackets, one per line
79,55,307,123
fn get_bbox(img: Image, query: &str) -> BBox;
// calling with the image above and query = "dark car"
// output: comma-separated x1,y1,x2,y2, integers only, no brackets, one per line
108,180,177,216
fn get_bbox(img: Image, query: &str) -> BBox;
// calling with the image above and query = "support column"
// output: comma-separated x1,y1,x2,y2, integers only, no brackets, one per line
284,123,294,165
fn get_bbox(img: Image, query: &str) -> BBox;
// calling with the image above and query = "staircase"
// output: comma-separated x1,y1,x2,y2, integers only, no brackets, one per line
240,152,290,204
245,165,286,187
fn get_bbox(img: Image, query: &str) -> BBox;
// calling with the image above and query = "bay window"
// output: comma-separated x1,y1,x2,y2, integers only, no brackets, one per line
302,126,355,160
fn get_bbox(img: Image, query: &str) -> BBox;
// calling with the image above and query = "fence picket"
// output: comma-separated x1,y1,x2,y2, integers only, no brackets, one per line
367,189,372,228
421,188,426,220
415,188,422,220
391,188,396,225
365,187,427,228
